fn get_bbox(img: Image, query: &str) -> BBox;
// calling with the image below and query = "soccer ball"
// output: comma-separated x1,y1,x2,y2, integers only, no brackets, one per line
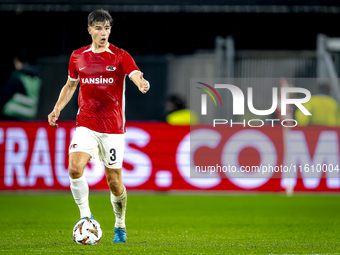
73,218,102,245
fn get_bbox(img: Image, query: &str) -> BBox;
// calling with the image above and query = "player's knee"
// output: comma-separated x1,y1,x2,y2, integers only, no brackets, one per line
107,178,120,191
69,165,83,179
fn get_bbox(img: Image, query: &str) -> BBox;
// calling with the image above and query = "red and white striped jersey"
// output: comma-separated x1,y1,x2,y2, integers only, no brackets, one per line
68,43,140,134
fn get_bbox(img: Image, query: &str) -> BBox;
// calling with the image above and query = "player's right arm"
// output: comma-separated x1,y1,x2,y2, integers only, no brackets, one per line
48,78,79,127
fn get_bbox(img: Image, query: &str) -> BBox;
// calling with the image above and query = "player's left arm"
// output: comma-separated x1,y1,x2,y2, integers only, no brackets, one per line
130,72,150,94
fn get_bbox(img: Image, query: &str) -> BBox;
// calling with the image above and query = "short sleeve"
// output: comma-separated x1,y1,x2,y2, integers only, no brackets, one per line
121,51,140,79
68,51,79,81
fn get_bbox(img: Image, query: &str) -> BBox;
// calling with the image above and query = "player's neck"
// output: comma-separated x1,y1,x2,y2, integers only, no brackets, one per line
91,42,110,53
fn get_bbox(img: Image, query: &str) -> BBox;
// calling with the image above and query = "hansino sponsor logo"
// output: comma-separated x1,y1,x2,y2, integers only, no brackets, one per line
81,76,114,84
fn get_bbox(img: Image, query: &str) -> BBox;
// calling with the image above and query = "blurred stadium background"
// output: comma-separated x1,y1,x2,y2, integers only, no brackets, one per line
2,1,340,253
2,0,340,121
1,0,340,190
0,0,340,188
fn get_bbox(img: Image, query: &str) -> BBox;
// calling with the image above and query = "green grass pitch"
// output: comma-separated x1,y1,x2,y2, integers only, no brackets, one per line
1,192,340,254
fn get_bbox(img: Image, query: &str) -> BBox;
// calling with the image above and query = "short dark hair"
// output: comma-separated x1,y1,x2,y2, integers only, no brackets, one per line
88,9,113,27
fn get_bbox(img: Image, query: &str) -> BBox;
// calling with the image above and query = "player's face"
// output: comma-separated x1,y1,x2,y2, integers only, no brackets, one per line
88,21,111,47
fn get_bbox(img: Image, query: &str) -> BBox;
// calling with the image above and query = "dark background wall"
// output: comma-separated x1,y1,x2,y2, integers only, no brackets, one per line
1,0,340,120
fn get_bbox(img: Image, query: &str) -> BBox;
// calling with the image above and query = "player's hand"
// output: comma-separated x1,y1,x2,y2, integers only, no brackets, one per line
139,72,150,94
48,108,60,127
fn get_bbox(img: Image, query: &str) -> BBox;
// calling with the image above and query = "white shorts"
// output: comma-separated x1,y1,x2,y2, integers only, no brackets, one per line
69,126,124,169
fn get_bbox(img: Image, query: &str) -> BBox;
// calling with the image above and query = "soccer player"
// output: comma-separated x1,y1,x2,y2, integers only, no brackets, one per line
47,9,150,243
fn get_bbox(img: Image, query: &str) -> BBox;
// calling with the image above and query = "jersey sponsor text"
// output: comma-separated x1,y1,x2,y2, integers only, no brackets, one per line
81,76,114,84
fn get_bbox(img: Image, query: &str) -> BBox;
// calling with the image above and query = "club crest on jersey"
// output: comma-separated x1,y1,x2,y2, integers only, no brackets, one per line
106,66,116,71
70,144,78,150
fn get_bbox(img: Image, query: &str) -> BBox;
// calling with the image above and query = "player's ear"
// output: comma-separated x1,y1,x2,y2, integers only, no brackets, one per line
87,27,91,35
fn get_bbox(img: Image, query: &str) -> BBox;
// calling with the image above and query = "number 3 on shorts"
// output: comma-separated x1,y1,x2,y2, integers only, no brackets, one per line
110,148,116,161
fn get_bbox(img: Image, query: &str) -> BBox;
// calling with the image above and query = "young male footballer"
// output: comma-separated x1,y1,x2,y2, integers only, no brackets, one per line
48,9,150,243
